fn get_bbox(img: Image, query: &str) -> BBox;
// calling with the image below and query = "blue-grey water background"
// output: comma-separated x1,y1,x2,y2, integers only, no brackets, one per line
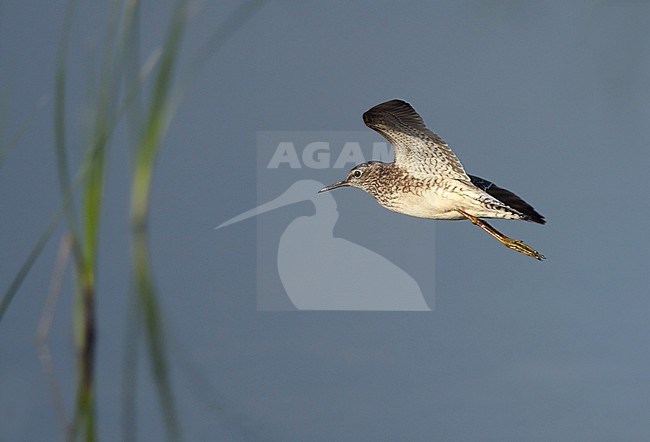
2,1,650,440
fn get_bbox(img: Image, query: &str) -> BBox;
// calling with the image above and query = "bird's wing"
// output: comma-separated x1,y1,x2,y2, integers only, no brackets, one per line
363,99,470,180
468,175,546,224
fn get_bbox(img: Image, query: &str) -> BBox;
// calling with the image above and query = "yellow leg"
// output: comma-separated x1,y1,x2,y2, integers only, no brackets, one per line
457,210,545,260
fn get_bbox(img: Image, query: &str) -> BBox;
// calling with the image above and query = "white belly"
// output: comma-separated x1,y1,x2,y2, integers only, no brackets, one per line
380,191,465,220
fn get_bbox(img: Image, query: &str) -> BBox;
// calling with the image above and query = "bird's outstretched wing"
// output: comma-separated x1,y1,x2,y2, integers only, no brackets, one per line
363,99,469,180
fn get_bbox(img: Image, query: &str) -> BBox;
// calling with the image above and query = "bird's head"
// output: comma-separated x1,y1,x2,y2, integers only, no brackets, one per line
319,161,383,194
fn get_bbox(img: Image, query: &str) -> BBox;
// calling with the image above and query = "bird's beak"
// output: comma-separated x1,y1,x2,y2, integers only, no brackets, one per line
318,181,348,193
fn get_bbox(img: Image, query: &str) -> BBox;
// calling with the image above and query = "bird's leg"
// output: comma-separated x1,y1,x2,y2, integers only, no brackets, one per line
456,209,545,260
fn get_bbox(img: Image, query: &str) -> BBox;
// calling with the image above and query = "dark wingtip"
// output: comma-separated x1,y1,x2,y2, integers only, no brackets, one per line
469,175,546,225
522,212,546,225
363,99,423,128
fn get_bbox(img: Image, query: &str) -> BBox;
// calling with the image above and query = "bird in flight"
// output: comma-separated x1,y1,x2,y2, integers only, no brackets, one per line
319,99,546,260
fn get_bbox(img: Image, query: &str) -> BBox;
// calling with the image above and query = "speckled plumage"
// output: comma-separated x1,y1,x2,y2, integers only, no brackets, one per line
320,99,546,259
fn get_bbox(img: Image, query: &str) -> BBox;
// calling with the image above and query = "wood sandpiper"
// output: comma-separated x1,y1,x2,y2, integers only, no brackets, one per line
319,99,546,260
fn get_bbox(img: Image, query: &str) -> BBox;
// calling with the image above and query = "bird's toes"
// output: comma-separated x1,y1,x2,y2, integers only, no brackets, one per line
506,239,545,261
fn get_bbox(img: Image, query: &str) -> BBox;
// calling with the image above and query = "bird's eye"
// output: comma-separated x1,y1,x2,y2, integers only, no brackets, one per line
353,170,362,178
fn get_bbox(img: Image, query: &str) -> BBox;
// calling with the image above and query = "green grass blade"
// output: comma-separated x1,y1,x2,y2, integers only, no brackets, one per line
129,3,188,440
54,0,82,248
121,2,142,439
0,209,62,323
52,4,97,438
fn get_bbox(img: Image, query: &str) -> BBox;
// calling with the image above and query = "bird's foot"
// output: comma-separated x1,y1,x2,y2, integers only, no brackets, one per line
503,238,545,261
